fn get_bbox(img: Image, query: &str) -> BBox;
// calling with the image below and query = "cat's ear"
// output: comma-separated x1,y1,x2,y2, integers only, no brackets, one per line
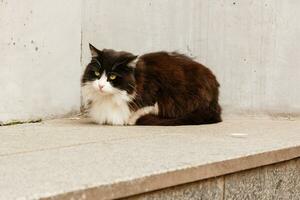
89,43,101,58
112,54,138,70
124,54,138,68
125,54,138,63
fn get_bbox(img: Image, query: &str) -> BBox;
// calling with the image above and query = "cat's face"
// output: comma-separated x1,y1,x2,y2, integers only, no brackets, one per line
81,44,137,97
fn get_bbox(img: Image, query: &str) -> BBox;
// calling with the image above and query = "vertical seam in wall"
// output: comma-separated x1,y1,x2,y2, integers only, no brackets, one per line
80,0,83,66
80,32,83,67
80,30,83,112
80,0,83,112
206,1,210,63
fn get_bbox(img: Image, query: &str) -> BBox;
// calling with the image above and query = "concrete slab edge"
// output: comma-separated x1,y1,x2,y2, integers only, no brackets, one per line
42,146,300,200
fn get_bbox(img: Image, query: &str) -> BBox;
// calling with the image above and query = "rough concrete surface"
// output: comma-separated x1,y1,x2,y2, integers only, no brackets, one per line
126,159,300,200
125,177,224,200
0,0,82,123
0,117,299,199
224,158,300,200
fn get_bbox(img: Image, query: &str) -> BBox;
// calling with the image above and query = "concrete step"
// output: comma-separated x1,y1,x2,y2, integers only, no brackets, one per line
0,117,299,200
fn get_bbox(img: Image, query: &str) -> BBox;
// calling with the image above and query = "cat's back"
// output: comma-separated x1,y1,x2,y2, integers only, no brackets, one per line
136,51,218,87
138,51,195,67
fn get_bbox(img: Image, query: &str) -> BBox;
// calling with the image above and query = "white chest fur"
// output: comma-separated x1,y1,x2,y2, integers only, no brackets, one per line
90,94,131,125
81,81,159,125
81,82,133,125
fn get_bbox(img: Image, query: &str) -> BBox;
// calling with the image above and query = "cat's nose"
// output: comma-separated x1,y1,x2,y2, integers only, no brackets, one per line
98,84,104,91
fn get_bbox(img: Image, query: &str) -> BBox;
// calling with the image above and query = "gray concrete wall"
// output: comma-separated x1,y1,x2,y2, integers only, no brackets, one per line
1,0,300,122
82,0,300,117
0,0,82,123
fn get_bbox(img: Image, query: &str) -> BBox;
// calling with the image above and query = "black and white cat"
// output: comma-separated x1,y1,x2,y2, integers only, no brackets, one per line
81,44,221,126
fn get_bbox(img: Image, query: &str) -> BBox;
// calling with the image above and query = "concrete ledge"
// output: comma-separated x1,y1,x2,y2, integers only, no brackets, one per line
125,158,300,200
0,117,299,199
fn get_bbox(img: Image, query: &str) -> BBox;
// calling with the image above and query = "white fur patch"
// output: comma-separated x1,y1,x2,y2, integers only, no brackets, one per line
81,78,134,125
81,73,159,125
127,57,139,68
128,103,159,125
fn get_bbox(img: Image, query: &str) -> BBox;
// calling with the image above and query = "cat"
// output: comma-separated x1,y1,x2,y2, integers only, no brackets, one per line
81,44,222,126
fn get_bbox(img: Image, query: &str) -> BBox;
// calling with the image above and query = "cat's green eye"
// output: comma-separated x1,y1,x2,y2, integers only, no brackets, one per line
95,71,100,77
109,74,117,80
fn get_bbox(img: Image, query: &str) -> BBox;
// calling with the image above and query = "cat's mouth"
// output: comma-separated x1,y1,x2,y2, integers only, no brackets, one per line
98,89,107,95
98,88,104,93
94,83,110,95
97,87,112,96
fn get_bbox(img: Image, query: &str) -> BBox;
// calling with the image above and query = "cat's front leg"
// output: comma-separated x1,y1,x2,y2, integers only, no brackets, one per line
128,103,159,125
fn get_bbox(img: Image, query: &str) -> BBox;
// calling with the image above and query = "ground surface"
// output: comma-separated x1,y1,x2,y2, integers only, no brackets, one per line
0,117,299,200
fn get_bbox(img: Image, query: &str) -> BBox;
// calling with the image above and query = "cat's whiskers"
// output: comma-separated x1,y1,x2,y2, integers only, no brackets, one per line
124,84,144,111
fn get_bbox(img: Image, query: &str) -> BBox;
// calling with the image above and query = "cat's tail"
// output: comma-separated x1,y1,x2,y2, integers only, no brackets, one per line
135,103,222,126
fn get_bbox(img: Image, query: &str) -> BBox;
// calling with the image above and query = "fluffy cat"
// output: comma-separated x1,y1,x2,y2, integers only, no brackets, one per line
81,44,222,126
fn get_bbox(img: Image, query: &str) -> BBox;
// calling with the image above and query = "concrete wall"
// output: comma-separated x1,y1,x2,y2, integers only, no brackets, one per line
0,0,82,123
1,0,300,122
82,0,300,117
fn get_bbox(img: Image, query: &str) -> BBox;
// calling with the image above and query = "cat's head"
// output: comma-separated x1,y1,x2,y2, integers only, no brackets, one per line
81,44,138,98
